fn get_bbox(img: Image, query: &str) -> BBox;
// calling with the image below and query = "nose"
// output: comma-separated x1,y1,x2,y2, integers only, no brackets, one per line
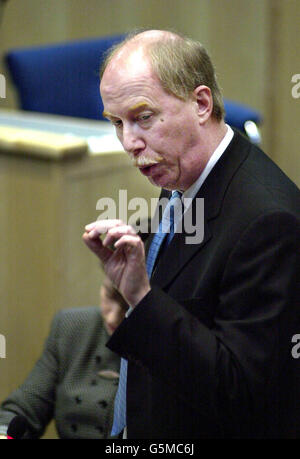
121,122,145,155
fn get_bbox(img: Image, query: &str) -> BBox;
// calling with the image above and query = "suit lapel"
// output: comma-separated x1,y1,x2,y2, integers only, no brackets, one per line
149,130,251,288
151,217,212,288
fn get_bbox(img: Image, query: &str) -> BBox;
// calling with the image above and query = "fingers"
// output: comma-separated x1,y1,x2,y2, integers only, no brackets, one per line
83,219,142,264
82,231,112,263
114,234,144,253
84,220,137,248
84,219,123,239
103,225,137,248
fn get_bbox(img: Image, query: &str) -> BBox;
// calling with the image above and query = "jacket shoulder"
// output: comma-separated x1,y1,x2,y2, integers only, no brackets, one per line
51,307,103,347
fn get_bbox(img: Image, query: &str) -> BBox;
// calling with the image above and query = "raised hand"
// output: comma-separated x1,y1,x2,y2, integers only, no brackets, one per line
82,220,150,307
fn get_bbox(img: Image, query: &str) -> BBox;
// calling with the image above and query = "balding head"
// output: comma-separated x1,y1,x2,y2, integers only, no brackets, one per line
122,29,177,46
100,29,177,81
100,29,224,121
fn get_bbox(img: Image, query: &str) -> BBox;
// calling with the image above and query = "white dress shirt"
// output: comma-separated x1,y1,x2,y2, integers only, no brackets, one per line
172,124,234,232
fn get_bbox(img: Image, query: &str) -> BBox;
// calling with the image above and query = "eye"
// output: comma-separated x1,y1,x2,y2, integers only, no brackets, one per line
111,119,123,128
137,113,152,123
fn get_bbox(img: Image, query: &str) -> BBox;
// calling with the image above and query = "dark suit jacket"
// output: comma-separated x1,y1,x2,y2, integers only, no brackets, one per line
107,130,300,439
0,307,120,439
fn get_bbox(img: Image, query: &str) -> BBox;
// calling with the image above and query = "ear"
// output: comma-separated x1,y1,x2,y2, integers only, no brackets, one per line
193,85,213,124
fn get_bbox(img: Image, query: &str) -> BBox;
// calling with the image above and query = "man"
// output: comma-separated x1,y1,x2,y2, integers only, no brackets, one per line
83,30,300,438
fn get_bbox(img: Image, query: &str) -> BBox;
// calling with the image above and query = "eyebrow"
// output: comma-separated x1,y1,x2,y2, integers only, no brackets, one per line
102,110,114,119
102,102,152,120
128,102,151,112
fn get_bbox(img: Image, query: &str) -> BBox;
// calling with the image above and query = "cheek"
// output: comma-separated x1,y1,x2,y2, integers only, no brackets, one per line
170,122,199,156
161,116,191,141
115,130,123,144
151,123,182,154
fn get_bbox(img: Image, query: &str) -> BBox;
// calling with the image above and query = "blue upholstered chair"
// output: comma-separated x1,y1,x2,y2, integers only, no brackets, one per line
5,35,125,121
5,36,262,142
224,99,262,144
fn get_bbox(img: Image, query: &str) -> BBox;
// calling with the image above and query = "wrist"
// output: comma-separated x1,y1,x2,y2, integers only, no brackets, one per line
130,285,151,308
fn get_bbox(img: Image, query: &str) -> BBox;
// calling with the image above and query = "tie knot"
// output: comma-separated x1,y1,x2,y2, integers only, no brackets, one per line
146,191,183,278
170,190,182,201
160,191,183,234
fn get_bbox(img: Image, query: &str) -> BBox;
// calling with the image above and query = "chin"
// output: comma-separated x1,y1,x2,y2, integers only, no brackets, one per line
149,175,174,189
153,180,178,191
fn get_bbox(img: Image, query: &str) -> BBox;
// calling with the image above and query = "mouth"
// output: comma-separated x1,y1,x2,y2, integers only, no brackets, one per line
133,156,163,176
138,163,160,176
134,157,160,166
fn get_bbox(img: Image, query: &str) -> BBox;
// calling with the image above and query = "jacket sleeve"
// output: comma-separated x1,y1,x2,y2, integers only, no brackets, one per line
0,311,62,438
107,210,300,434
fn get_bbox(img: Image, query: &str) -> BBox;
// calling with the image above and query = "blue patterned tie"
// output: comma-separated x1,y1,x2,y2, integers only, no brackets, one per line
111,191,182,436
111,357,128,436
146,191,182,277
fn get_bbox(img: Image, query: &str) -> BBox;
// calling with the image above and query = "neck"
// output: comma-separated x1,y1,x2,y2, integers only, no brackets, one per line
179,120,228,191
203,119,228,156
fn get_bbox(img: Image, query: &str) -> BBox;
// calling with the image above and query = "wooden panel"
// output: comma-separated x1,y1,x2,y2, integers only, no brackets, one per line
0,137,158,439
266,0,300,186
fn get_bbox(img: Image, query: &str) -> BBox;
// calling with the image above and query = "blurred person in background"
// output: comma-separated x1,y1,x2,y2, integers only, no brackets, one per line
0,276,128,439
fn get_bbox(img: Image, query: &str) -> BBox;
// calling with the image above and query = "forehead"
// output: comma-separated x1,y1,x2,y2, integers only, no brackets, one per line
100,45,190,120
103,44,151,80
100,48,164,102
101,74,181,124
